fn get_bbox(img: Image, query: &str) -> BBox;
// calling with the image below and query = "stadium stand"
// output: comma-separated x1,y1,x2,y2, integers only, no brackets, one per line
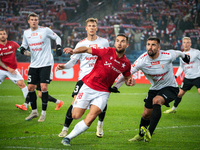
0,0,199,65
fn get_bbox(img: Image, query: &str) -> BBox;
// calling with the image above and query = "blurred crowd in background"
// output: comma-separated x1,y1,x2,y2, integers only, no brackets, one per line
0,0,200,63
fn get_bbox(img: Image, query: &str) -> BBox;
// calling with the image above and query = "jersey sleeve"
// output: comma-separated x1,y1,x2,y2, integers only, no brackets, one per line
21,31,29,49
46,27,61,45
13,41,20,50
70,41,82,60
122,63,131,77
92,47,109,57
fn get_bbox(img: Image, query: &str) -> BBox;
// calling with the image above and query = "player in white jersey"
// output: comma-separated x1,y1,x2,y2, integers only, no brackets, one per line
112,37,190,143
19,12,62,122
163,37,200,114
56,18,110,138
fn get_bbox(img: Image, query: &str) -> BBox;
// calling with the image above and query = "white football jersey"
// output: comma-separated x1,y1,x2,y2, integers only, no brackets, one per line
131,50,181,90
177,48,200,79
22,26,61,68
71,36,109,80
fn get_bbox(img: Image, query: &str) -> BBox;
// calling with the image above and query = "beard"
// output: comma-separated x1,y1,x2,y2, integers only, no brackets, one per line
115,47,125,54
0,39,6,43
147,50,156,57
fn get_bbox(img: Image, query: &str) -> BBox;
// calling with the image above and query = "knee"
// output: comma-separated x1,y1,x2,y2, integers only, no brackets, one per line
72,113,81,120
142,111,151,119
17,80,26,89
28,85,35,91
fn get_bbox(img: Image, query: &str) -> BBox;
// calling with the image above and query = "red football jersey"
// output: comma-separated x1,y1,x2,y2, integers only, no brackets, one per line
0,41,19,70
82,47,131,92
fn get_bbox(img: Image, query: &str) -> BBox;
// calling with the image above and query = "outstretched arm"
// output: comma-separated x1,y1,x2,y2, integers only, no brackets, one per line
63,46,92,55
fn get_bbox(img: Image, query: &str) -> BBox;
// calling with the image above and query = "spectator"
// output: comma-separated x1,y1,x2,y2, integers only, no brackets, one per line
175,15,185,39
56,5,67,22
131,29,145,51
166,19,176,35
194,39,200,50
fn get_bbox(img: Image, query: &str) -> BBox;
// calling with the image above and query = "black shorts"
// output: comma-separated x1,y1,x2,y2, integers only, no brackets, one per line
144,86,179,109
36,80,52,91
72,80,84,98
180,77,200,91
27,66,51,85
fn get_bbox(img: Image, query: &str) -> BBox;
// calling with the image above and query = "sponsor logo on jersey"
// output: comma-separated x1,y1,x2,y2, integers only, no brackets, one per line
29,42,44,46
89,44,98,48
55,68,74,79
114,59,120,64
31,33,38,36
85,56,97,60
151,61,160,65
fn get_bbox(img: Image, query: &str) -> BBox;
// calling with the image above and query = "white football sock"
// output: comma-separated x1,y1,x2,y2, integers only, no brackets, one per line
21,86,28,99
98,120,103,126
172,106,177,111
63,126,68,131
56,100,61,104
66,120,89,139
41,110,46,116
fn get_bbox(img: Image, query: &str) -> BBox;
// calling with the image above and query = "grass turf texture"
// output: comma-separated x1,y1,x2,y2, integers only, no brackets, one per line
0,80,200,150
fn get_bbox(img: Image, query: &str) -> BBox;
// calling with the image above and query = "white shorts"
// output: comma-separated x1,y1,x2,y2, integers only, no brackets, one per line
73,84,110,112
0,69,24,84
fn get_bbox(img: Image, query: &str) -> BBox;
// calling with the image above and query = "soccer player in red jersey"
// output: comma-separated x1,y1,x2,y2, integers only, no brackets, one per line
0,28,28,108
61,34,135,146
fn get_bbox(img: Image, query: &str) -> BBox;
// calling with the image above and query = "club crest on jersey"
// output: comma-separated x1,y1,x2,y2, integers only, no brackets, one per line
160,64,164,69
151,61,160,65
8,45,12,49
110,56,113,60
104,61,112,67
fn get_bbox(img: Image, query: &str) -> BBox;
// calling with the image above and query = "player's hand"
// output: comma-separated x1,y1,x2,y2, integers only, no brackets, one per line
126,77,135,86
56,64,65,71
56,45,62,56
7,67,17,75
182,54,190,64
63,48,74,55
108,87,120,93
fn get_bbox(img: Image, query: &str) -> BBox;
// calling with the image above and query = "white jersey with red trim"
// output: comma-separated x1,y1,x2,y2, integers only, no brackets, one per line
131,50,180,90
71,36,109,80
21,26,61,68
177,48,200,79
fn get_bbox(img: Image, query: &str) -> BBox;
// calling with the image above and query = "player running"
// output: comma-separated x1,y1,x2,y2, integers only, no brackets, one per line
163,37,200,113
56,18,109,138
61,34,135,146
112,37,190,143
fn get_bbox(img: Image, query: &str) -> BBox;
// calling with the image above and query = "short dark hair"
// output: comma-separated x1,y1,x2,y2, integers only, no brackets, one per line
147,37,160,44
28,12,39,20
117,33,129,43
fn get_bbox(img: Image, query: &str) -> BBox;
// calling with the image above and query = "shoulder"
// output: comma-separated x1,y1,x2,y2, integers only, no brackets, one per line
77,38,87,45
139,52,148,60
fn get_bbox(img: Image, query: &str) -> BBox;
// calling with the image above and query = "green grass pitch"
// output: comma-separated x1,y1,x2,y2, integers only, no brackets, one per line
0,80,200,150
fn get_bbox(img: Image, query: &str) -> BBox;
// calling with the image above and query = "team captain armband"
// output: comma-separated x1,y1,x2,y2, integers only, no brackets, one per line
17,46,26,55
